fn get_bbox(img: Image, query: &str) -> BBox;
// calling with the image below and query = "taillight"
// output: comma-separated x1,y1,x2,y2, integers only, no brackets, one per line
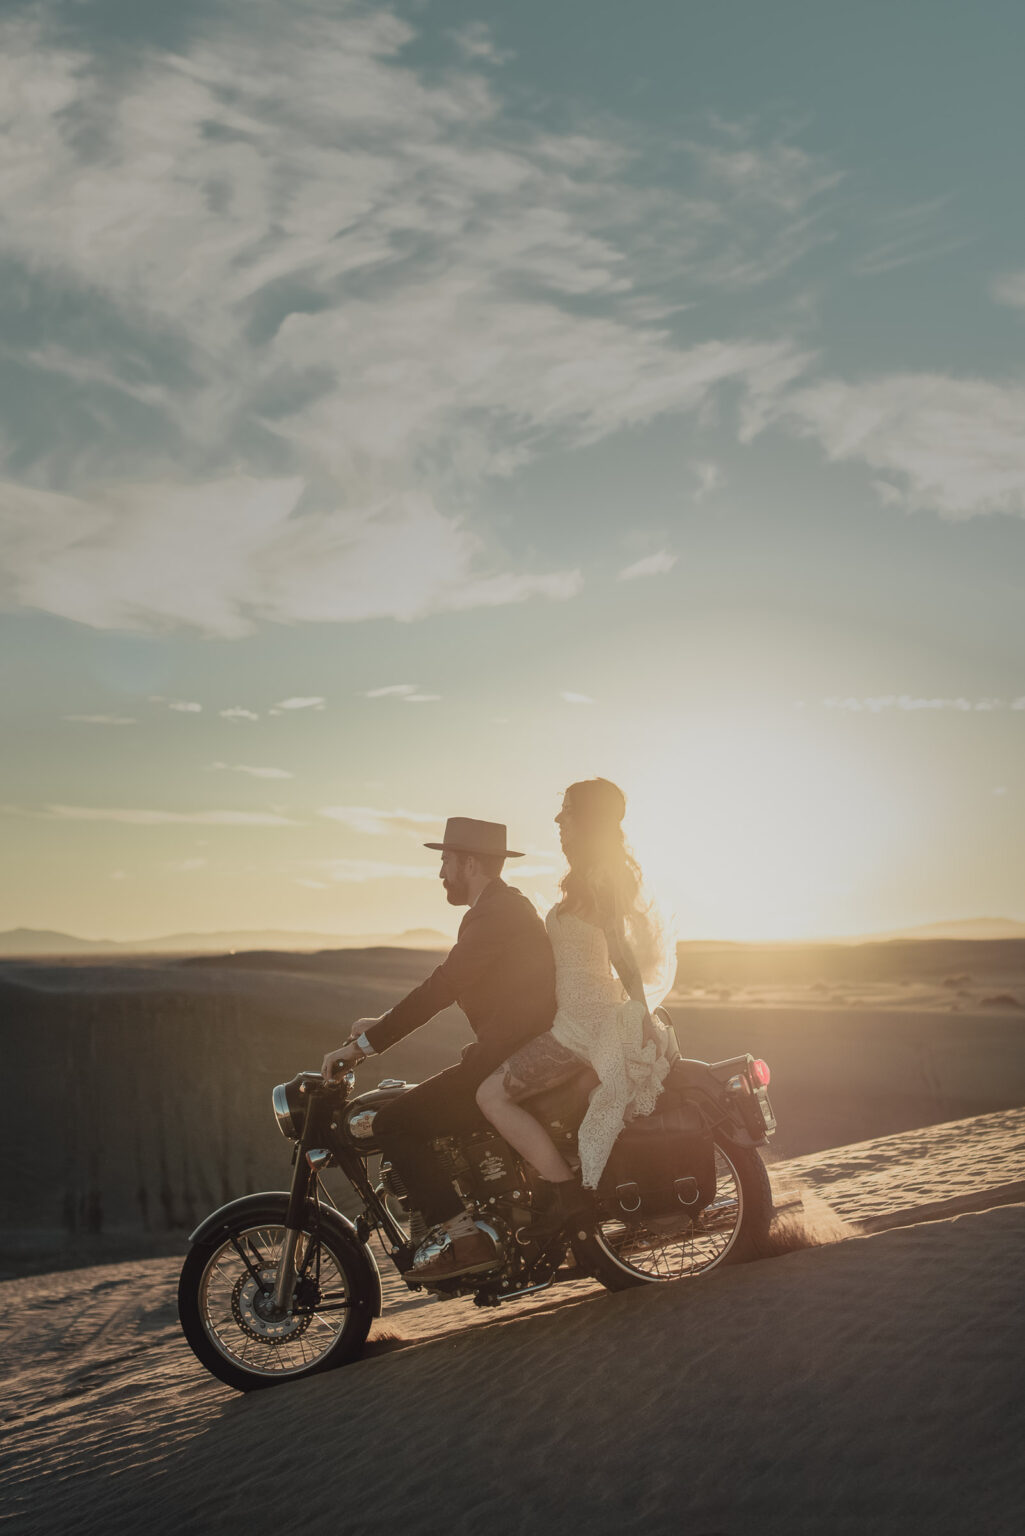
752,1058,771,1087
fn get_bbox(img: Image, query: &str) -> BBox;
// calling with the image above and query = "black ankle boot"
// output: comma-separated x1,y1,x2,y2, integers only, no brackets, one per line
532,1177,594,1241
554,1177,593,1217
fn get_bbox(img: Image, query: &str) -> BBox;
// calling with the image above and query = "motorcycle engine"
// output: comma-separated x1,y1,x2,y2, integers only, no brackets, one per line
379,1158,409,1208
428,1132,524,1203
379,1160,428,1244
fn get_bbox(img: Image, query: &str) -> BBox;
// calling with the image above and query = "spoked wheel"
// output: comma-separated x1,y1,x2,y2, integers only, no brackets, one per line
575,1137,773,1291
178,1204,375,1392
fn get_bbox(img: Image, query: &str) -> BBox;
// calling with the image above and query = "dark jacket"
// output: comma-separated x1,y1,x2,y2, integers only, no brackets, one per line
364,880,557,1081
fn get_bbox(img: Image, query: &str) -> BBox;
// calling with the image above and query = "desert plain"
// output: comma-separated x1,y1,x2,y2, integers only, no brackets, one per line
2,935,1024,1535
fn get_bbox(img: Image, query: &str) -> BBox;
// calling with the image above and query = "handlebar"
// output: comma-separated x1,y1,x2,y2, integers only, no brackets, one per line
292,1069,356,1095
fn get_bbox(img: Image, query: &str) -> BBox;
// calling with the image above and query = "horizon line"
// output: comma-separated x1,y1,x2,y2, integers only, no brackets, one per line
2,915,1023,953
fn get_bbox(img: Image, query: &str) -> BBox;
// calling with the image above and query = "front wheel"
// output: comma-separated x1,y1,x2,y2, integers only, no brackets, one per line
178,1201,376,1391
574,1136,773,1292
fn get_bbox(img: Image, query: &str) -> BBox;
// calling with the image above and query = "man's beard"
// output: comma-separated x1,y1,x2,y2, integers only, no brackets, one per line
443,877,469,905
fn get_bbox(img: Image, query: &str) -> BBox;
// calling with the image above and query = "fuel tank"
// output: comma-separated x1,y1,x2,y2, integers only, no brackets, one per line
338,1079,417,1152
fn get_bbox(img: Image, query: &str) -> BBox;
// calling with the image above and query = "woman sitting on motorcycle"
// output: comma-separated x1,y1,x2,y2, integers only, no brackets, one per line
475,777,675,1230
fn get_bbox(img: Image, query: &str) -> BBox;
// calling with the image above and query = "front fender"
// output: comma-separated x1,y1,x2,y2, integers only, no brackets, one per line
187,1190,383,1317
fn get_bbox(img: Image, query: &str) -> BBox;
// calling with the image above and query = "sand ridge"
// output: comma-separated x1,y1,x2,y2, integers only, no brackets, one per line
4,1098,1025,1535
774,1104,1025,1225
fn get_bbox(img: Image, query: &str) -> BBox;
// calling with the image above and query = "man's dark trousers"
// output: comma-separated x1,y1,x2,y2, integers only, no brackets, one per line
372,1064,491,1224
362,879,557,1228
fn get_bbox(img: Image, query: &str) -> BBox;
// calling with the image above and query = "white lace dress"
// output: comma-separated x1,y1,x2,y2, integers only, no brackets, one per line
546,908,671,1189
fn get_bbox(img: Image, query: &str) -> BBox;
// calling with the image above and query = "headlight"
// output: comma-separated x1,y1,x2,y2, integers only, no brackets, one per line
272,1081,304,1140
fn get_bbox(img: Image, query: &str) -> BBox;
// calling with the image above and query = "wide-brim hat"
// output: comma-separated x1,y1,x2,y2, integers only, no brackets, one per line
424,816,524,858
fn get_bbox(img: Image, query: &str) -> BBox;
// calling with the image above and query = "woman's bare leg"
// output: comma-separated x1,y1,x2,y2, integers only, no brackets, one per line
476,1071,575,1183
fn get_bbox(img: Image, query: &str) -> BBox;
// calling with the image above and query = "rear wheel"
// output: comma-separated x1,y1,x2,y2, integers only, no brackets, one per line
575,1137,773,1292
178,1204,375,1391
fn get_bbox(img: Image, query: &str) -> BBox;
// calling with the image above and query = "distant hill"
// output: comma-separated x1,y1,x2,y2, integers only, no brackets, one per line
681,918,1025,950
0,929,111,956
0,926,452,957
866,918,1025,942
3,916,1023,960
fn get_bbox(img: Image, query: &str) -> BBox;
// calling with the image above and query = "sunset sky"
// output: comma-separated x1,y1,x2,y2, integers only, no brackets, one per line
2,0,1023,943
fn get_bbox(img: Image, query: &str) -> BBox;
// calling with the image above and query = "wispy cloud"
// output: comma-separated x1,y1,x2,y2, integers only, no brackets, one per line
220,707,260,721
693,136,841,211
450,21,512,67
2,804,300,825
0,7,813,636
442,570,583,609
65,714,135,726
767,373,1025,518
363,683,441,702
618,551,677,581
319,806,440,837
0,476,584,636
992,271,1025,311
678,129,844,289
561,691,594,704
274,696,325,711
850,196,971,277
822,696,1018,712
207,762,294,779
151,696,202,713
692,461,722,500
314,859,439,883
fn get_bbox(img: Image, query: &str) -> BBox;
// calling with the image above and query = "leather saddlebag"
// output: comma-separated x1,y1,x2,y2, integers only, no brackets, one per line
597,1090,717,1218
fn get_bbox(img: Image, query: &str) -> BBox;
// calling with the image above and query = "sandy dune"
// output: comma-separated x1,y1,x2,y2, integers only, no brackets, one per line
3,940,1024,1532
2,1209,1022,1535
777,1105,1025,1229
3,1110,1024,1535
5,937,1025,1274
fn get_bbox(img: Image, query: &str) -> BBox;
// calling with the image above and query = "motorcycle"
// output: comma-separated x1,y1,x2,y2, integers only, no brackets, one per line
178,1012,777,1392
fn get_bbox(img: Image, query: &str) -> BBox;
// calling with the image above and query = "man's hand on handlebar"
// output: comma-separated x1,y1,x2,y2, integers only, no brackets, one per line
321,1041,362,1082
321,1019,382,1084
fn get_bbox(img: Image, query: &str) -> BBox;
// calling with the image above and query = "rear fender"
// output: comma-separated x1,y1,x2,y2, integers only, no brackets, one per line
187,1190,383,1317
667,1057,768,1147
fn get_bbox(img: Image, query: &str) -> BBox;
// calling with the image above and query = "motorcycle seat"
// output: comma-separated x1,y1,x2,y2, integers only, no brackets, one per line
520,1067,599,1127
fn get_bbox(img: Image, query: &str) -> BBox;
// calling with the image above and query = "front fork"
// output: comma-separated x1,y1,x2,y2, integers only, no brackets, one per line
272,1228,303,1312
271,1128,408,1312
271,1143,317,1314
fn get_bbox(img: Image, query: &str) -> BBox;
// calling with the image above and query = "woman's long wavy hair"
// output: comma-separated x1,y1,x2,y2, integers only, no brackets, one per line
558,778,644,927
558,778,674,997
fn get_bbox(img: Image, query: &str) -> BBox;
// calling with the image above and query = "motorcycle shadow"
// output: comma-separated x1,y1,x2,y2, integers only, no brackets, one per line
362,1234,608,1356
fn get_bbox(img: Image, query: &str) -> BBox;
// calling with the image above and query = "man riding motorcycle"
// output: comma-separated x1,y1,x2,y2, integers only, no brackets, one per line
321,816,557,1281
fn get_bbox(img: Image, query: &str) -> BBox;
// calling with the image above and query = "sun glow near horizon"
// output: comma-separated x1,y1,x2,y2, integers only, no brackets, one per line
0,707,991,947
623,715,911,942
